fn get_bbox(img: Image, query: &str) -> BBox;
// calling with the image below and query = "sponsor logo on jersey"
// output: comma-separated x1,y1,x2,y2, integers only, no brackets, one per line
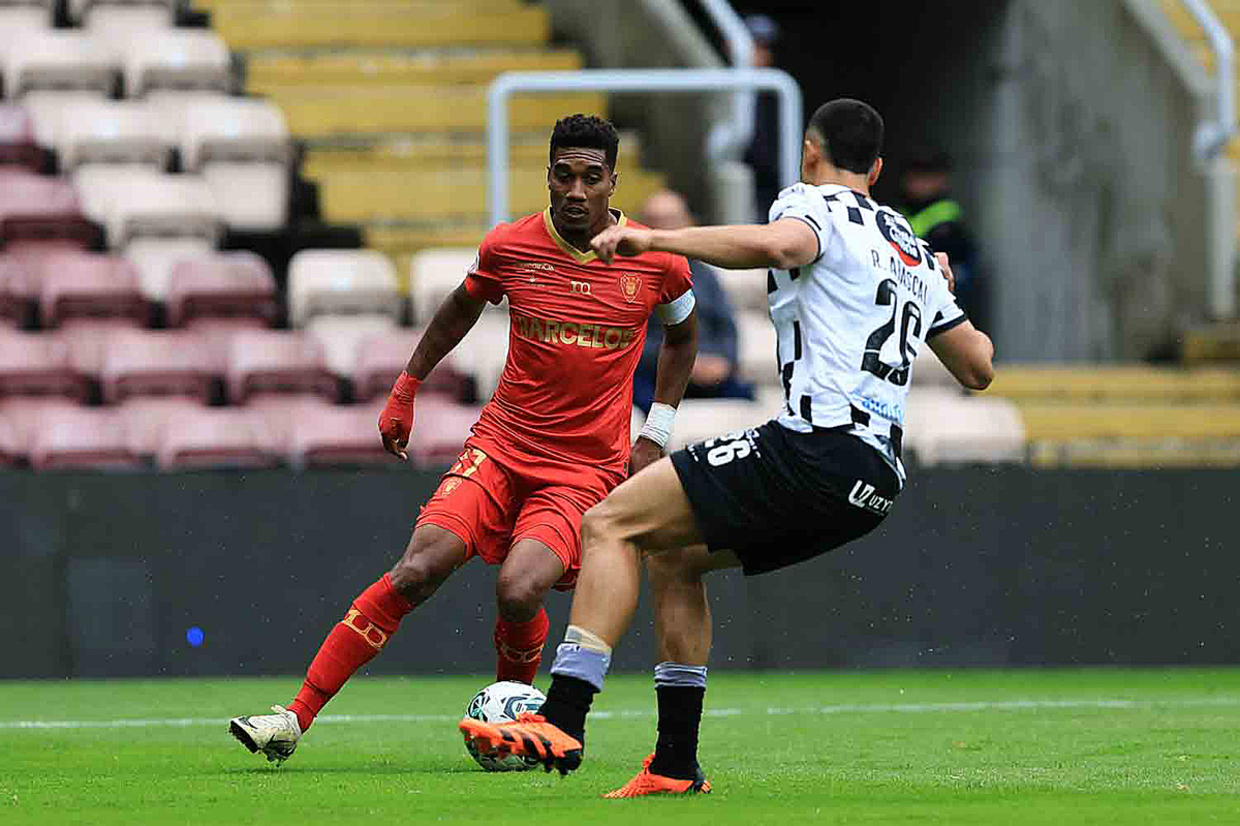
876,210,922,268
511,313,638,350
856,394,904,424
848,479,893,516
619,273,642,303
517,261,556,271
570,280,592,295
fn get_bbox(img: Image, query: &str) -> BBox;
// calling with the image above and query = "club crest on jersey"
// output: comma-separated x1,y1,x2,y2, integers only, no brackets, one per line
876,211,922,268
439,478,461,497
619,273,642,303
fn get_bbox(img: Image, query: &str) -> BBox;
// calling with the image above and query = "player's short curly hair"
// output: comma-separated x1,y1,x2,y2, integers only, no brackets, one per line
549,114,619,170
807,98,884,175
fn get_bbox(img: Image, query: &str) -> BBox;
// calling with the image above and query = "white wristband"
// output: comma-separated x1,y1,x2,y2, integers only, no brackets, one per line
638,402,677,450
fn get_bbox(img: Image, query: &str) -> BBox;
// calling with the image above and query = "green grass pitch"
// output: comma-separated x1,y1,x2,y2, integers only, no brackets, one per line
1,669,1238,825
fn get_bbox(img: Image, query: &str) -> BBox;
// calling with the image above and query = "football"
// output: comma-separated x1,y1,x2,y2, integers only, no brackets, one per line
462,681,547,771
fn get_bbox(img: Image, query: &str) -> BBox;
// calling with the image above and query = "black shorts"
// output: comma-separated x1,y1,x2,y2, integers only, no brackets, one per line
670,420,899,576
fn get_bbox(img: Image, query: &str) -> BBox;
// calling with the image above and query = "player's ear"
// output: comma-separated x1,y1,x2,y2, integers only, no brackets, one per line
869,157,883,187
609,171,618,195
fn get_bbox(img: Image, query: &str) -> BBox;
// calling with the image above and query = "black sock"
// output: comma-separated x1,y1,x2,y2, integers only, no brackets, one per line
648,685,704,779
538,675,596,745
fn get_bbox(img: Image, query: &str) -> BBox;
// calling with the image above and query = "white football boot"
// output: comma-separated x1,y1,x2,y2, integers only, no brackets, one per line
228,705,302,764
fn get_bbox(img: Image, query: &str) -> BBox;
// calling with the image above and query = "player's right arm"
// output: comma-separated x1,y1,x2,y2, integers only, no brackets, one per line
926,254,994,390
379,241,504,460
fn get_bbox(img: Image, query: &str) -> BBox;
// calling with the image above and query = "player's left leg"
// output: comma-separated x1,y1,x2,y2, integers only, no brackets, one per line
492,539,565,684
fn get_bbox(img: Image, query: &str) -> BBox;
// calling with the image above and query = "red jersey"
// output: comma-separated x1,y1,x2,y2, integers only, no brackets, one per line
461,207,693,473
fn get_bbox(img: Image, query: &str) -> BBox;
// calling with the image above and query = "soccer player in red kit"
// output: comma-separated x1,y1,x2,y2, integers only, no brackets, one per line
228,114,699,764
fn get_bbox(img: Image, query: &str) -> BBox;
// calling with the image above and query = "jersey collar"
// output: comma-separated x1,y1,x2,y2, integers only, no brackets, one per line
542,207,627,264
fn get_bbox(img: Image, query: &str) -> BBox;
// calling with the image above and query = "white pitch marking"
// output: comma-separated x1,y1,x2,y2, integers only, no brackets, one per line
1,697,1237,731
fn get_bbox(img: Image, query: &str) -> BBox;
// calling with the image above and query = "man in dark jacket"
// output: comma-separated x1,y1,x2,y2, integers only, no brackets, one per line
633,190,754,413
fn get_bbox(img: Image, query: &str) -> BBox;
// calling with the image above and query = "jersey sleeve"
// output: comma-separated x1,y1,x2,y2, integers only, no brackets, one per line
462,233,505,304
654,253,695,325
926,281,968,339
768,183,834,263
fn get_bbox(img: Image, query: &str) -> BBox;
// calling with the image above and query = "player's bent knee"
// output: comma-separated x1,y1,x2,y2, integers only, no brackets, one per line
495,574,544,621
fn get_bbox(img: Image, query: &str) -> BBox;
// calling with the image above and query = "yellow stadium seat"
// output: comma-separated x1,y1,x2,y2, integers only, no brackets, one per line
247,50,582,91
1016,401,1240,441
982,365,1240,402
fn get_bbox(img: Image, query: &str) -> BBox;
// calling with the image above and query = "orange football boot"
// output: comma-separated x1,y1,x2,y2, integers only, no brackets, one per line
603,754,712,798
458,712,583,776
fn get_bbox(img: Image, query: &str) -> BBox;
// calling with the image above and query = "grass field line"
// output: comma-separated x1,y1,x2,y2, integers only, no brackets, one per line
3,696,1238,731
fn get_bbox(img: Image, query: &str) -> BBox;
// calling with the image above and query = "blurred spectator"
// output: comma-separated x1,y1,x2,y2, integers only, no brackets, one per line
633,190,754,414
743,13,782,221
898,145,985,325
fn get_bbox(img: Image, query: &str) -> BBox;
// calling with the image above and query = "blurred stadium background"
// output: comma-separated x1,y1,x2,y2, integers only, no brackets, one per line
0,0,1238,682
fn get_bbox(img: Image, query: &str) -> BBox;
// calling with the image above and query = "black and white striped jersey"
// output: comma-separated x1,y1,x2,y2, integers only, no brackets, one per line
766,182,966,483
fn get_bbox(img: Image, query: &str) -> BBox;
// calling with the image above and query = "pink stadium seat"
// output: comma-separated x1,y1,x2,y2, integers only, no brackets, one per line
36,251,148,328
117,396,209,457
0,105,41,171
28,406,140,470
0,412,19,466
225,329,339,404
0,254,36,325
249,396,389,468
164,252,277,328
99,328,222,404
155,407,278,470
0,397,83,452
406,397,483,466
0,171,102,251
0,328,90,400
352,327,471,402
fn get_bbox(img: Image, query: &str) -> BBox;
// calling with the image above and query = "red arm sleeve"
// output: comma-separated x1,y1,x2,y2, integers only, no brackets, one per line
462,234,505,304
658,253,694,304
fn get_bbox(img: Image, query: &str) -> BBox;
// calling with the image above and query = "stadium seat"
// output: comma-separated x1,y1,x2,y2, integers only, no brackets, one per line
666,399,770,451
123,236,216,302
0,396,81,451
0,103,41,170
200,162,289,232
75,1,175,31
288,248,401,327
36,250,148,328
306,314,398,379
912,344,963,389
0,409,19,465
119,29,231,97
272,397,390,468
53,98,174,170
0,254,35,325
116,395,207,457
19,90,104,148
2,31,118,98
903,388,1026,466
28,405,140,470
406,396,484,466
711,266,769,312
155,407,277,470
735,310,777,385
225,329,339,404
459,310,510,399
178,95,290,170
73,166,220,248
163,251,277,328
408,247,476,324
99,328,222,404
0,169,101,252
351,327,472,402
0,1,50,31
0,328,90,400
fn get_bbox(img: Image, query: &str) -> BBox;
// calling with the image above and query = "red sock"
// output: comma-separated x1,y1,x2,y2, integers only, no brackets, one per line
288,573,411,732
494,607,550,685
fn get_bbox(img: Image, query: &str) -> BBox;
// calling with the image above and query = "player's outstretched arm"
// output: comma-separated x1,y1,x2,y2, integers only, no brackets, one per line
378,282,487,460
591,220,819,271
928,320,995,391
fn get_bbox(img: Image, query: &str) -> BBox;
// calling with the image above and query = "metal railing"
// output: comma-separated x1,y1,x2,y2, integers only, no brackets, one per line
698,0,755,161
1182,0,1236,159
486,68,803,227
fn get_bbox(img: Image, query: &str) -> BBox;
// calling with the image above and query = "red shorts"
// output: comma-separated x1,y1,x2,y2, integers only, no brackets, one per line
415,439,626,590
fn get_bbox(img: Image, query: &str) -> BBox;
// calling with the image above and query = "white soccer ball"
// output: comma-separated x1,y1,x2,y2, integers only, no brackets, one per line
463,680,547,772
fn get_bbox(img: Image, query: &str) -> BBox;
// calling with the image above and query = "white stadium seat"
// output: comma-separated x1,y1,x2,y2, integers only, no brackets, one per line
287,248,402,328
3,31,118,98
119,29,231,97
200,162,289,232
735,309,778,385
178,96,290,170
306,314,399,378
21,90,106,148
74,167,220,247
903,387,1026,466
0,2,51,32
54,98,174,170
76,0,174,31
124,236,215,302
666,398,771,452
409,247,477,323
711,266,769,312
457,309,510,399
